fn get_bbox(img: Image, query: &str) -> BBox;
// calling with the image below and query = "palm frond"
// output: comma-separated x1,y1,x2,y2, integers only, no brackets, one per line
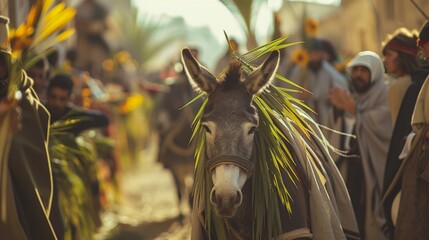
9,0,76,70
49,125,110,239
219,0,250,34
114,3,185,71
0,52,24,222
7,57,23,100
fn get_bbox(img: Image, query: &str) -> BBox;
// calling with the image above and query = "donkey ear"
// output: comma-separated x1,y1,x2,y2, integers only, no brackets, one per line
181,48,218,93
243,50,280,95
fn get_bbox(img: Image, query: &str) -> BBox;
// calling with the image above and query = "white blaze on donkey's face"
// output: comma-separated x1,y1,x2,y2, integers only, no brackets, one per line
204,118,257,217
181,47,280,217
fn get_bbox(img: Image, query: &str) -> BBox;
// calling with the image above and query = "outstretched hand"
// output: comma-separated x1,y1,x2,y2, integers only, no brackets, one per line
329,87,356,114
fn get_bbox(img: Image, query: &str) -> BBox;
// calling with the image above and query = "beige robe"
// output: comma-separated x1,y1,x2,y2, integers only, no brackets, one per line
394,77,429,240
386,74,412,125
288,61,349,159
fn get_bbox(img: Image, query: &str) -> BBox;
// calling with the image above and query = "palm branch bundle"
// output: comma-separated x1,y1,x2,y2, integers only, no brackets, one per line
49,119,106,240
8,0,75,70
189,35,330,239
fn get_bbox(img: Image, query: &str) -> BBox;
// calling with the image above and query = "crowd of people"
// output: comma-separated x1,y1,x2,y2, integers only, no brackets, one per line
1,0,429,239
0,0,145,239
144,18,429,240
273,21,429,240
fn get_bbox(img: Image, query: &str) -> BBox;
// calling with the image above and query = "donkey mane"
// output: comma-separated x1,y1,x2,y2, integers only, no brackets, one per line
221,59,243,90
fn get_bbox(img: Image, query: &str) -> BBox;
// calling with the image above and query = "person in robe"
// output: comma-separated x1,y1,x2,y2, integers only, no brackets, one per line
0,16,57,240
393,20,429,240
380,27,428,238
288,37,349,159
329,51,393,240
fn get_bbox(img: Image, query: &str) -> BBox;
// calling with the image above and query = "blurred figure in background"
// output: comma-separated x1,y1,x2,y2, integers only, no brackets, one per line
44,73,110,237
27,57,49,101
75,0,110,77
288,37,349,158
156,48,201,224
45,73,109,131
320,38,339,66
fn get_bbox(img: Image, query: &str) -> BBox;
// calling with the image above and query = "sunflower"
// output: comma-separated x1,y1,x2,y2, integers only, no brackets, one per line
116,51,131,65
291,48,309,67
305,18,319,36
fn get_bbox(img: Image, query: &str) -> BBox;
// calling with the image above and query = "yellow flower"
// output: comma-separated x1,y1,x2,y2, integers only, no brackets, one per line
81,87,92,97
116,51,130,65
305,18,319,36
102,59,115,73
291,48,309,67
120,94,144,114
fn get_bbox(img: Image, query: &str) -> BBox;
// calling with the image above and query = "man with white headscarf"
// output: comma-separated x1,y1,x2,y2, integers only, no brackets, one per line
329,51,392,240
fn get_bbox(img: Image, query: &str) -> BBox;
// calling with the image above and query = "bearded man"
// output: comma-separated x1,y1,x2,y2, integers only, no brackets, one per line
329,51,393,240
288,38,349,159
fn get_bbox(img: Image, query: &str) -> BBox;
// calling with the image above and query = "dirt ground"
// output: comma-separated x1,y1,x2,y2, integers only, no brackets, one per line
96,141,191,240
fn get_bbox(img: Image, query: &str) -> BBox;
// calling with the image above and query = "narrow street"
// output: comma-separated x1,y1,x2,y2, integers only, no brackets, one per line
96,139,191,240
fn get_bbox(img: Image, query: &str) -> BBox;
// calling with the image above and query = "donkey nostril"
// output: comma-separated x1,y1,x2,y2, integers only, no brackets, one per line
234,190,243,206
210,188,218,206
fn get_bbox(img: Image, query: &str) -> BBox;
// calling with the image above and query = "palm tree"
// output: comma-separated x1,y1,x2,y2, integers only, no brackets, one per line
220,0,276,50
111,0,186,72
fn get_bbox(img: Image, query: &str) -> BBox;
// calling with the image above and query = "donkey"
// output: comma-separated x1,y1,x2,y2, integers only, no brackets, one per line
181,48,361,240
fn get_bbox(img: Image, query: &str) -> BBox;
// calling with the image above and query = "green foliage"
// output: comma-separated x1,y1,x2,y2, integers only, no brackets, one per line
220,0,273,48
114,1,185,71
49,120,104,240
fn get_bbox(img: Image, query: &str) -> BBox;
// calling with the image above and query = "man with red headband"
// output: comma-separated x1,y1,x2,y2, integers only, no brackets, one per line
380,27,426,239
393,20,429,240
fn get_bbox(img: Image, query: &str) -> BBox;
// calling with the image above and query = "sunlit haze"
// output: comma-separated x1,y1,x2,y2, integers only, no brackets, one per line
132,0,278,69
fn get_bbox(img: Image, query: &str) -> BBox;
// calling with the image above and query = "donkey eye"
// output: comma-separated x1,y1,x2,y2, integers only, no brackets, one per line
248,126,257,135
202,124,212,134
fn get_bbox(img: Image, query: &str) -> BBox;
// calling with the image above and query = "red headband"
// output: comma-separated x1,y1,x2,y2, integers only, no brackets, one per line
386,40,418,55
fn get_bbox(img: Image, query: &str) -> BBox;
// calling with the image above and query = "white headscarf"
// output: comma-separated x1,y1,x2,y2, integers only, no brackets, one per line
347,50,385,84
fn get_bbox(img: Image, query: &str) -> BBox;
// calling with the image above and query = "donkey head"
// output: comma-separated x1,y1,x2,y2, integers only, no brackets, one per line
181,48,280,217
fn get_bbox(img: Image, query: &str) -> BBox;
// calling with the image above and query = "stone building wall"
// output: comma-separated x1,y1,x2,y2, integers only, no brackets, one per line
319,0,429,56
